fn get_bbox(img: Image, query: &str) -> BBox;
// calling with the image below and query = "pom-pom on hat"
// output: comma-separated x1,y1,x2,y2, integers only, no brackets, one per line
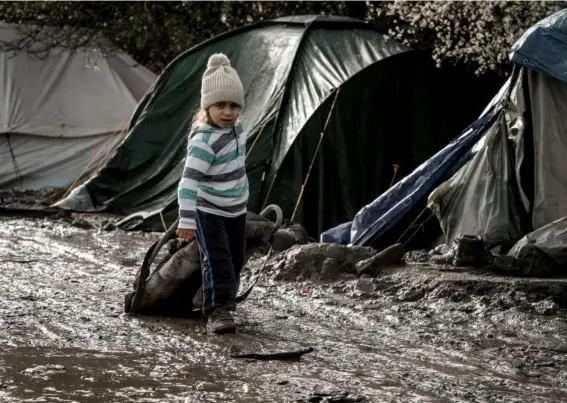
200,53,245,110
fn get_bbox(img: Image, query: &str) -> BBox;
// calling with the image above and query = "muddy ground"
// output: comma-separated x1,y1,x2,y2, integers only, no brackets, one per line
0,188,66,209
2,214,567,402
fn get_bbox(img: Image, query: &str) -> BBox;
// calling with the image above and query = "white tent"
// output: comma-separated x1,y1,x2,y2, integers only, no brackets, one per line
0,23,157,189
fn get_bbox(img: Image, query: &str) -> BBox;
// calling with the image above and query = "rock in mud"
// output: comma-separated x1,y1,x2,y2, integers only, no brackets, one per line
399,288,426,302
453,235,492,267
303,392,368,403
533,298,559,315
355,243,405,277
271,221,310,252
268,243,375,282
356,278,375,295
71,217,95,230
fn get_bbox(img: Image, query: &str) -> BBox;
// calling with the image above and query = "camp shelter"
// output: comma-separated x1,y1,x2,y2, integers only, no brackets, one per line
0,23,157,190
55,15,501,235
322,8,567,256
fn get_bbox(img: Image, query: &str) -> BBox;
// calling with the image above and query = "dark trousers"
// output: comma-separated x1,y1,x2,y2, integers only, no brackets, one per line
195,210,246,315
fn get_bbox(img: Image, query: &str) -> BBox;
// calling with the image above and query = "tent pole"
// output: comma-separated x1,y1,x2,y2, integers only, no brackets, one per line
290,87,341,222
389,164,400,188
245,123,266,160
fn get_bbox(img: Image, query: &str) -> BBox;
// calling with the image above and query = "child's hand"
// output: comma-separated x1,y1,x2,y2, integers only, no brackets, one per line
177,229,196,242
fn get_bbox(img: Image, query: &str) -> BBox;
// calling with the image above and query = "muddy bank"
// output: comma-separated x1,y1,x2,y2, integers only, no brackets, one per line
2,217,567,402
0,187,66,209
257,242,567,315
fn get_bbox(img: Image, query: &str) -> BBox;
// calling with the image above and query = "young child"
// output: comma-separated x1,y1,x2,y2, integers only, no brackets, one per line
176,53,248,334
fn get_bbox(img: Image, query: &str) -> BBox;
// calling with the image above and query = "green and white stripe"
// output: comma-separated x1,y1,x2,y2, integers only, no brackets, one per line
177,122,248,229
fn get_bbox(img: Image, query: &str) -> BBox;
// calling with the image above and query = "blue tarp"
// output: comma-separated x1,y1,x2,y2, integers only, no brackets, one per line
320,103,504,246
510,8,567,85
321,8,567,248
321,221,352,244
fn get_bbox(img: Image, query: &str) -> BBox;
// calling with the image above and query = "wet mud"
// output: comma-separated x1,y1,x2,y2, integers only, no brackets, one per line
0,188,65,209
2,216,567,402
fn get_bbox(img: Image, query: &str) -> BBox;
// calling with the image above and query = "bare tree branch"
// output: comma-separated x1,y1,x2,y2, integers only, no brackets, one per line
0,1,559,75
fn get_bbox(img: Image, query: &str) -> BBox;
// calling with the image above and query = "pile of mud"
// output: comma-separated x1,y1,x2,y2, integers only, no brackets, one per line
248,242,567,318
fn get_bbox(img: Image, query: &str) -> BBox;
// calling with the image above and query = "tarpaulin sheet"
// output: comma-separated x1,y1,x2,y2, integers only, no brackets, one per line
510,8,567,85
323,10,567,247
527,69,567,230
321,98,501,245
427,112,527,247
336,103,504,248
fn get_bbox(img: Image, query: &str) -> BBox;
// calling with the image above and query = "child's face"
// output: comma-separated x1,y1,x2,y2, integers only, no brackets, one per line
208,102,241,128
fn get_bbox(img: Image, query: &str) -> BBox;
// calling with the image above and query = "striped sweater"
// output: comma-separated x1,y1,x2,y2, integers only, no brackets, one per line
177,122,249,230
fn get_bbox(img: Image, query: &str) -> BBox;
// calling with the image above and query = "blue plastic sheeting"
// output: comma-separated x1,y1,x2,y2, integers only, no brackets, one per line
320,103,504,247
320,221,352,244
510,8,567,85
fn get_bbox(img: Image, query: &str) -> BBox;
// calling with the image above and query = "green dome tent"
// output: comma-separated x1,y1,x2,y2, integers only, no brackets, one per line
56,15,501,235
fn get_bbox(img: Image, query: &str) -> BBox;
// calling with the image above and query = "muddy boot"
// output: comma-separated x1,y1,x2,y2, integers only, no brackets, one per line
192,285,203,311
206,307,236,334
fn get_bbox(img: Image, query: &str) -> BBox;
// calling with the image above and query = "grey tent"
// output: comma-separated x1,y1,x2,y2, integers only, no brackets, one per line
0,23,157,190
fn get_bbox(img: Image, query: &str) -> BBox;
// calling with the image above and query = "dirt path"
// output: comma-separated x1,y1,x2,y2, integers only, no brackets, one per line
2,217,567,402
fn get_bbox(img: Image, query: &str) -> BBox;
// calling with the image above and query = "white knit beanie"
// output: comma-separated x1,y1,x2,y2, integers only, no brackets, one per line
200,53,245,110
